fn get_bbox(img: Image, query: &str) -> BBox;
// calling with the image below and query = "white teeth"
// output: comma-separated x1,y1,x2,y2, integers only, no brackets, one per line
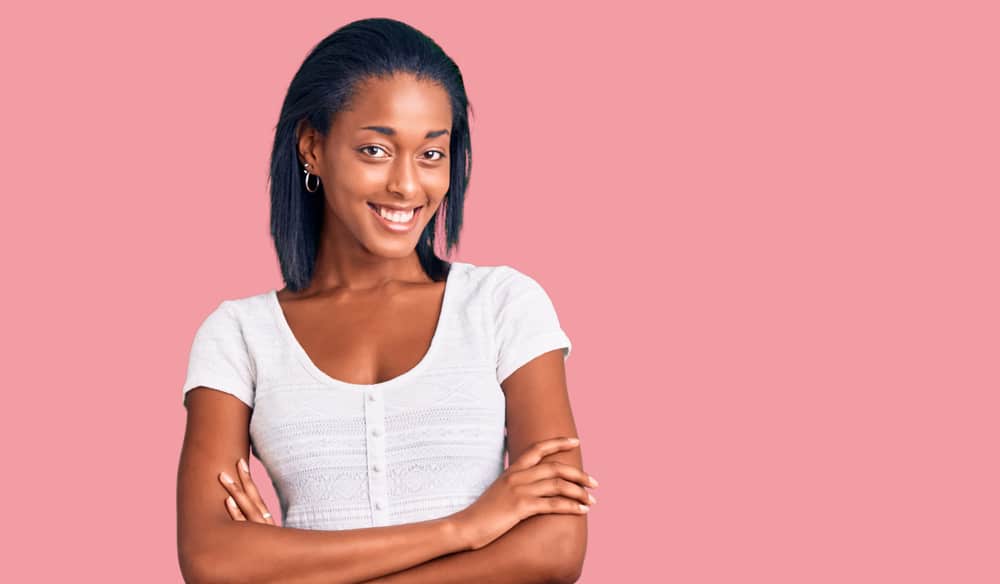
377,206,414,223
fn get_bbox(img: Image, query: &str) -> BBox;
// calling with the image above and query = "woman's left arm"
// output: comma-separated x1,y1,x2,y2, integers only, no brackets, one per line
362,349,590,584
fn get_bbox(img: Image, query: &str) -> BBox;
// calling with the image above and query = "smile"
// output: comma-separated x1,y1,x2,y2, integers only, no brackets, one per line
367,202,423,233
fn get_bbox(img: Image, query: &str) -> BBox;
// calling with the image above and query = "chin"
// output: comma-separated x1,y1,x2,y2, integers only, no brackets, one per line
363,238,420,258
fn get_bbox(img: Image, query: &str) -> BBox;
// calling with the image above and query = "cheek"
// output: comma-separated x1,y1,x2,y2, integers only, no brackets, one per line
326,165,382,205
344,162,387,190
427,168,451,197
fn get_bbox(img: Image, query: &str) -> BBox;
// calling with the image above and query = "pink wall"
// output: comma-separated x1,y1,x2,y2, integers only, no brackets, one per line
4,1,998,582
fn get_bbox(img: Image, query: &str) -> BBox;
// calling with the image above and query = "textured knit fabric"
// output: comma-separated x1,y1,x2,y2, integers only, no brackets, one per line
182,261,572,531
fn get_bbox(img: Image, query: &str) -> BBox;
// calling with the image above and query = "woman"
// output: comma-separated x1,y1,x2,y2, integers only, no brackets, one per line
177,17,596,584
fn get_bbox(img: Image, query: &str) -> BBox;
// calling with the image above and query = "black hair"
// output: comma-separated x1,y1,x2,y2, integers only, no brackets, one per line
268,17,473,291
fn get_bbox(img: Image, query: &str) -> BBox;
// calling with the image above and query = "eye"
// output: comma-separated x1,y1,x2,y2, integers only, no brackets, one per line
359,145,389,158
425,150,447,161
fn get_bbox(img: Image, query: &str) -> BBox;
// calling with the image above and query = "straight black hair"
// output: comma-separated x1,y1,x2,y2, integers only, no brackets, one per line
268,17,473,291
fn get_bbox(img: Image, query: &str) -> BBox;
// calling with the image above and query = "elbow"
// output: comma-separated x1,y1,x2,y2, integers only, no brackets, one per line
181,550,247,584
540,521,588,584
179,538,245,584
178,531,210,584
179,526,217,584
179,548,228,584
179,517,264,584
179,548,212,584
547,552,584,584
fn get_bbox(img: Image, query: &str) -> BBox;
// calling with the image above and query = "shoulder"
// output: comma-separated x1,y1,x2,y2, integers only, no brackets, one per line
454,261,550,303
183,292,270,409
201,290,276,325
459,263,571,384
187,291,277,352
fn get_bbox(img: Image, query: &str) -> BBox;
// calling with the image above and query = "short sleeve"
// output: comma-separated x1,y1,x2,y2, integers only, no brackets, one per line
493,266,572,384
182,300,256,409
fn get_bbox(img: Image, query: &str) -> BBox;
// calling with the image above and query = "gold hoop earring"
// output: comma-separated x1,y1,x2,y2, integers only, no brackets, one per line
303,163,321,193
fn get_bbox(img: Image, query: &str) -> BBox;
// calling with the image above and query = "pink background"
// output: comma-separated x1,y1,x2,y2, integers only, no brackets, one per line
4,1,998,582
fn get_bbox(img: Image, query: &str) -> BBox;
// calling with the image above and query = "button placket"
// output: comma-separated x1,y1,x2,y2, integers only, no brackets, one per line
363,388,389,526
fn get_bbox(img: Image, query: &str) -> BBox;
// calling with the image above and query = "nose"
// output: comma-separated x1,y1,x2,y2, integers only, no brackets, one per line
386,157,420,200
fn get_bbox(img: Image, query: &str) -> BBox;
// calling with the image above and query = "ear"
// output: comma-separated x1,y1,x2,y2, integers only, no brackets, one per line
295,119,323,171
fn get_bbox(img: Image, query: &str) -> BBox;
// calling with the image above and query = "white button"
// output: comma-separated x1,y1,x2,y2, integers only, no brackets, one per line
372,427,382,437
373,463,381,472
375,501,384,510
368,393,377,402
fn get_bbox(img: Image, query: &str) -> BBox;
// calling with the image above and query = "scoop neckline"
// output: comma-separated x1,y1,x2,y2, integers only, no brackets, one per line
268,262,463,391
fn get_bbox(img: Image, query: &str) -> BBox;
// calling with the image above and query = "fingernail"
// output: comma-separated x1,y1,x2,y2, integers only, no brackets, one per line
227,496,236,507
220,471,235,484
579,504,590,512
589,494,597,504
239,458,249,473
589,475,599,487
567,437,580,445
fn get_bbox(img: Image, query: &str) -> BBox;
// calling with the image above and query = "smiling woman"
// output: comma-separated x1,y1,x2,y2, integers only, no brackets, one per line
177,17,592,584
289,72,457,262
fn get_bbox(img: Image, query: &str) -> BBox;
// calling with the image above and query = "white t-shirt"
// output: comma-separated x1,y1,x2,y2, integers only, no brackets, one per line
182,261,572,530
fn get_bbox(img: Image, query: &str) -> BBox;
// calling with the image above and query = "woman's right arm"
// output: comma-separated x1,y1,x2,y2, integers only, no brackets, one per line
177,388,470,584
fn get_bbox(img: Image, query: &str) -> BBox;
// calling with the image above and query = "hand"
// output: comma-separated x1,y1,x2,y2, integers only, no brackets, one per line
450,437,598,550
218,457,276,525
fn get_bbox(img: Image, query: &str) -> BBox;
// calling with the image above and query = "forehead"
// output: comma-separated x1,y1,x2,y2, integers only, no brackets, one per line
337,73,452,134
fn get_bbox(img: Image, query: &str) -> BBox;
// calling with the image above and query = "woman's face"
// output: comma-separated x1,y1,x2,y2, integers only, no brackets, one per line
299,73,453,259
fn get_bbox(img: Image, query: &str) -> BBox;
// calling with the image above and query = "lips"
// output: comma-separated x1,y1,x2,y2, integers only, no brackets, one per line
367,202,423,212
366,201,423,233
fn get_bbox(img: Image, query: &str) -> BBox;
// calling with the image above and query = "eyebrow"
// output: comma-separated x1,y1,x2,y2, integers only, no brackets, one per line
360,125,450,139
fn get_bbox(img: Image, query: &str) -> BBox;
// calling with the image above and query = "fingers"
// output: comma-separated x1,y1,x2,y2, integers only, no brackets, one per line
506,439,599,518
225,495,247,521
527,495,592,516
218,460,274,525
521,476,597,507
236,458,275,525
509,436,581,471
520,459,598,488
